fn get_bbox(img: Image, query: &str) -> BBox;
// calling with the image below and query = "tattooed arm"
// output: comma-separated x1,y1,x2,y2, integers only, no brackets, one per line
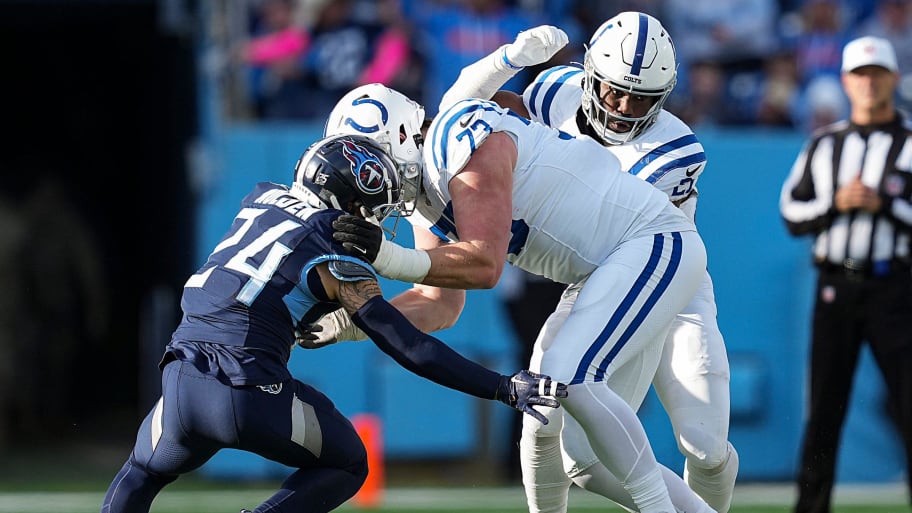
311,263,382,313
312,263,517,401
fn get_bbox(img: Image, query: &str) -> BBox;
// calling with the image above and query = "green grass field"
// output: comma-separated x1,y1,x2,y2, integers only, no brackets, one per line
0,439,907,513
0,485,907,513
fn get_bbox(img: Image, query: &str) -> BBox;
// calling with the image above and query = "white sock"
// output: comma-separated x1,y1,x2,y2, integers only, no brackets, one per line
562,383,675,513
684,442,738,513
574,462,718,513
520,414,571,513
624,467,676,513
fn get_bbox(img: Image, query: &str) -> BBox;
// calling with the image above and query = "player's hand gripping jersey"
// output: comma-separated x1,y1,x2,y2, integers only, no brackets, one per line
410,98,695,285
522,66,707,219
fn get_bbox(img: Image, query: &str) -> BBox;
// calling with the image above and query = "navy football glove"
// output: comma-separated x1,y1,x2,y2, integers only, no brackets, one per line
496,370,568,424
332,214,383,263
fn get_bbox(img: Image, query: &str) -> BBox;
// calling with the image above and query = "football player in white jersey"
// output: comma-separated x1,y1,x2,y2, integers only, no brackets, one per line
439,11,738,513
316,83,718,513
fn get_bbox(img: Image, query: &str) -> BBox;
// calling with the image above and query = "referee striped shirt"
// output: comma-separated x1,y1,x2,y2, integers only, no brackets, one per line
780,112,912,267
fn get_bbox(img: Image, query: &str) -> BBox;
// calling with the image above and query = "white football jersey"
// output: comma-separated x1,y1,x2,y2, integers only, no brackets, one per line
522,65,707,220
410,98,695,285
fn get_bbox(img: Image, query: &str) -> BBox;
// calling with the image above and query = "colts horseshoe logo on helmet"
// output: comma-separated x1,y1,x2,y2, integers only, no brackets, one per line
340,138,385,194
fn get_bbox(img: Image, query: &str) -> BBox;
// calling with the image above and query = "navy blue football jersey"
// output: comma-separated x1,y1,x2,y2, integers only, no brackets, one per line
165,182,371,386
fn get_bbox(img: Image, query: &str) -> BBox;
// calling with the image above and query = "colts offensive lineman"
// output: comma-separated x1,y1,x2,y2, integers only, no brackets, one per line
440,11,739,513
322,84,717,513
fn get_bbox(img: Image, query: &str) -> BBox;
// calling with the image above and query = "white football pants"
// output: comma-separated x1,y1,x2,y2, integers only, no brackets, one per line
523,231,713,513
654,269,737,513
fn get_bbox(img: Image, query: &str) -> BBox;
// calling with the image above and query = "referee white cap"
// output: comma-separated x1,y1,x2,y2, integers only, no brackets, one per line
841,36,898,73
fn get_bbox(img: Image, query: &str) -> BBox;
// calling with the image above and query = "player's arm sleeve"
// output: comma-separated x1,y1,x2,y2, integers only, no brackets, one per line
352,296,503,400
439,46,523,113
439,26,568,113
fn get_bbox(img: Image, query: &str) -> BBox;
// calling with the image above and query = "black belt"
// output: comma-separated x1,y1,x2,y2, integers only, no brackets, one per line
816,258,911,280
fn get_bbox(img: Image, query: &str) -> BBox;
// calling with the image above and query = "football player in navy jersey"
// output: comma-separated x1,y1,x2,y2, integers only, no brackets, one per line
99,135,566,513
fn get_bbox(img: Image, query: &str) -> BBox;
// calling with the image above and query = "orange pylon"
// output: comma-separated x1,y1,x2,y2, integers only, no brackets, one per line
351,413,384,508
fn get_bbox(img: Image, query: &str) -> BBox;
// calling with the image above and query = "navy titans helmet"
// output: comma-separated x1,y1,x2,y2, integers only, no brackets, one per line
292,134,402,222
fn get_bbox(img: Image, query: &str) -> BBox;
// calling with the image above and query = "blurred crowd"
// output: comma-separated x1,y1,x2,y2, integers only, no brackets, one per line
219,0,912,131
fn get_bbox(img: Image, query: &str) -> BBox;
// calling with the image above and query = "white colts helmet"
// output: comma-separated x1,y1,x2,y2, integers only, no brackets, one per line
324,83,426,215
582,12,677,145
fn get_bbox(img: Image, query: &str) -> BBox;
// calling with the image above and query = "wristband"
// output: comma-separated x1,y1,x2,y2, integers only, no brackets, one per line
440,45,523,110
372,237,431,283
501,46,524,71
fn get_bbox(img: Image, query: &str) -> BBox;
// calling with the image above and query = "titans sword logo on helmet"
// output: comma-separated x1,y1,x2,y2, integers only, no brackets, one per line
340,138,385,194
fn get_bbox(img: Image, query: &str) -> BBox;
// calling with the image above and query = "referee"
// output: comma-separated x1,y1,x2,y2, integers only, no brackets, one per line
780,36,912,513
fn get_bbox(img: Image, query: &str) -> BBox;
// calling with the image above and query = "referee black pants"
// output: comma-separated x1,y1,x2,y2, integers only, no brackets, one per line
794,269,912,513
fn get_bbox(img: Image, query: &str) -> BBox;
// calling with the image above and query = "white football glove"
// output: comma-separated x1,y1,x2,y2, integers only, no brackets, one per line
296,308,368,349
503,25,570,69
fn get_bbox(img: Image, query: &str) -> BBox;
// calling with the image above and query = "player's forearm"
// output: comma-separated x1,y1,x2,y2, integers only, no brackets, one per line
439,45,520,113
421,240,505,289
308,284,464,346
370,232,503,288
438,25,568,113
389,285,465,333
352,296,502,400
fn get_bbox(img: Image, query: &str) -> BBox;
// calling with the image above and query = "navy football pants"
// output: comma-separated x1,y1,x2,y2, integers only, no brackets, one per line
101,359,368,513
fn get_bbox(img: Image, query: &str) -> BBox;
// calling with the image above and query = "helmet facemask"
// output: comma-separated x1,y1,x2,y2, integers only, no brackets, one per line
392,124,424,217
581,12,677,145
368,122,424,218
